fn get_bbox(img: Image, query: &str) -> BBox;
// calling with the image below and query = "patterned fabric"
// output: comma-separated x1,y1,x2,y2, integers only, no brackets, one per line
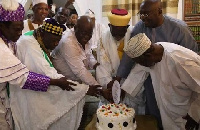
22,72,50,92
0,4,25,21
124,33,151,58
102,0,179,25
42,18,66,36
117,41,124,60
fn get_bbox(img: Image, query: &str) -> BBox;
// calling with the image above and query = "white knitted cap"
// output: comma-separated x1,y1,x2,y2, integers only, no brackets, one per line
32,0,47,6
123,33,151,58
85,9,95,18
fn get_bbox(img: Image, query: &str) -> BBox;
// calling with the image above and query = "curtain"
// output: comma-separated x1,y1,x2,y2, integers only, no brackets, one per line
102,0,179,26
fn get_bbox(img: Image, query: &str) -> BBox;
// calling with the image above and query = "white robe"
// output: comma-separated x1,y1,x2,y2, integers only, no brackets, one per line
122,42,200,130
96,26,133,87
0,38,29,130
10,34,89,130
95,26,145,114
22,20,41,34
88,22,106,50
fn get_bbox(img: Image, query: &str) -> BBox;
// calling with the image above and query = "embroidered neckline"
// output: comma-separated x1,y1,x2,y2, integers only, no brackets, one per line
33,29,54,67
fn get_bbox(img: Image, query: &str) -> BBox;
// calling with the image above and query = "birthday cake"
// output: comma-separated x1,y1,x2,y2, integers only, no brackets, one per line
96,104,136,130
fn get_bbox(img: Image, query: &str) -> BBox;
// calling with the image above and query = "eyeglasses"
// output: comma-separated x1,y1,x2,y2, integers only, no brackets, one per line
137,9,159,18
137,13,149,18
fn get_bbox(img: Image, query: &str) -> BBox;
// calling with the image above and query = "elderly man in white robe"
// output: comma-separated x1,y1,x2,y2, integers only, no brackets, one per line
96,9,145,114
23,0,48,34
11,18,100,130
122,33,200,130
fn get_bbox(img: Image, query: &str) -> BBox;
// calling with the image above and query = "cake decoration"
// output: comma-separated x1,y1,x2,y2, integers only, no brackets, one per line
96,103,137,130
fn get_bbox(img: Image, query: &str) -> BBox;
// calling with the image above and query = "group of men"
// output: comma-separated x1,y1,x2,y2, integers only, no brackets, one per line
0,0,200,130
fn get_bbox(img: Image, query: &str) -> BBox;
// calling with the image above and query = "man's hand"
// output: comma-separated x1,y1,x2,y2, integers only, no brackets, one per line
87,85,101,97
107,79,115,90
93,62,100,70
107,76,121,89
50,77,76,91
100,88,114,103
183,114,199,130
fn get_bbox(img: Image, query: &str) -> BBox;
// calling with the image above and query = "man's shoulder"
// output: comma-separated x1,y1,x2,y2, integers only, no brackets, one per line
164,15,187,27
17,32,37,47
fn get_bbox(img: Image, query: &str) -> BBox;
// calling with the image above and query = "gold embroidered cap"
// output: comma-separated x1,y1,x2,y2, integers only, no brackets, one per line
123,33,151,58
41,18,66,36
107,9,131,26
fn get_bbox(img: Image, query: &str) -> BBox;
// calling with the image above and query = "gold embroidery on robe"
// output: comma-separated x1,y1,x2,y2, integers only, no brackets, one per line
117,41,124,60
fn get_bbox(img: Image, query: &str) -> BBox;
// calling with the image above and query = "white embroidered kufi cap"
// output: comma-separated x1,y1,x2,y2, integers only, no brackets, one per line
85,9,95,18
32,0,47,6
123,33,151,58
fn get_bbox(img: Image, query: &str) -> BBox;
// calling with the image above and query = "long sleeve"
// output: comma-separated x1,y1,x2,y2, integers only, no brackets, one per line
116,53,135,78
174,24,198,52
8,71,50,92
60,36,98,85
121,64,149,97
175,56,200,123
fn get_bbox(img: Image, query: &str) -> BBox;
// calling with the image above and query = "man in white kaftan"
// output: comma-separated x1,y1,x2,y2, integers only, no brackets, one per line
96,9,145,114
122,33,200,130
10,19,90,130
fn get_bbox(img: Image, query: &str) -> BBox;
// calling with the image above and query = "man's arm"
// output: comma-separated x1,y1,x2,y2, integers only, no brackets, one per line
116,53,135,78
176,24,198,52
175,54,200,128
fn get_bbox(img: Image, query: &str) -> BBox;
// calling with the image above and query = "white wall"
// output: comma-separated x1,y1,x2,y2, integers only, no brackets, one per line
20,0,184,26
177,0,183,20
73,0,102,24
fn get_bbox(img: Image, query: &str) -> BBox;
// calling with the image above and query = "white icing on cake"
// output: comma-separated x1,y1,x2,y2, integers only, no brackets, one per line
96,103,136,130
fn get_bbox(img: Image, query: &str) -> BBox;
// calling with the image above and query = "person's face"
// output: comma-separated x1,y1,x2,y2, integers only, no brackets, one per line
133,54,156,67
33,3,49,21
74,23,93,46
138,3,161,28
42,32,62,50
0,21,24,42
55,8,70,25
109,24,129,41
70,14,78,25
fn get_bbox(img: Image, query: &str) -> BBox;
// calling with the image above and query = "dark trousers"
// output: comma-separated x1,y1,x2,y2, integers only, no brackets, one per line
144,76,163,130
